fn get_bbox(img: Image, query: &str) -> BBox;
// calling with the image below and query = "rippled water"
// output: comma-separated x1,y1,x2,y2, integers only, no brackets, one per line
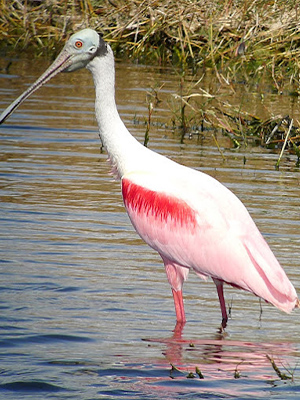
0,56,300,399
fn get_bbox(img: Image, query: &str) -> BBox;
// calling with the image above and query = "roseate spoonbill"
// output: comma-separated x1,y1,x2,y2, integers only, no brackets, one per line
0,29,299,329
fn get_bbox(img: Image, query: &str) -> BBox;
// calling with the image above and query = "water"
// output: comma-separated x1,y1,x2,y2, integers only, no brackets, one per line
0,56,300,399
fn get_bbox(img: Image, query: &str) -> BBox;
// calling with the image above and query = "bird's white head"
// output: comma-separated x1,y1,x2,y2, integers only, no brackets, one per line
0,28,107,124
63,28,107,72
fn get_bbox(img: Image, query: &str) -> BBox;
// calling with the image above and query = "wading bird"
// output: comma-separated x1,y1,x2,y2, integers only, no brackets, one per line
0,29,298,329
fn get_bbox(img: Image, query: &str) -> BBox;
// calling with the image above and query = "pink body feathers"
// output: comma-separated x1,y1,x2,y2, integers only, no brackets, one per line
122,166,298,325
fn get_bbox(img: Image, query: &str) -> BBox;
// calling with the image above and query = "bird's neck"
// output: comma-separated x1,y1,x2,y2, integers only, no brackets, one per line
87,47,147,178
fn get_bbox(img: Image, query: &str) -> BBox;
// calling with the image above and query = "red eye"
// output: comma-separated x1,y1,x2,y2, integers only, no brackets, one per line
75,40,83,48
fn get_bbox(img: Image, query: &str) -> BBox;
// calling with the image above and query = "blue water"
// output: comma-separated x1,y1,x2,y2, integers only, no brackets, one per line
0,57,300,399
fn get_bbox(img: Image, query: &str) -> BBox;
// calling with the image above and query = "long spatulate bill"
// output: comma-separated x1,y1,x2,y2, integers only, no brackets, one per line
0,49,72,124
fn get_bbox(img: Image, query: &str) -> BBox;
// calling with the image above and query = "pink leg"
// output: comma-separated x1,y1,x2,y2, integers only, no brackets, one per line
162,257,189,323
213,278,228,329
172,289,186,323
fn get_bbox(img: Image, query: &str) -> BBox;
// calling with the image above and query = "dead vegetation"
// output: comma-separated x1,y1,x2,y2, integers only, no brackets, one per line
1,0,300,70
1,0,300,164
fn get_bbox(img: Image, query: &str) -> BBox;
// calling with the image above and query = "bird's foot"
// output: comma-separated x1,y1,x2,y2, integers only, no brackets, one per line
217,317,227,334
173,321,186,338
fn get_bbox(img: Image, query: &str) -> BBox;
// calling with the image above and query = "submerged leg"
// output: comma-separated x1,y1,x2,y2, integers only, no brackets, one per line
213,278,228,329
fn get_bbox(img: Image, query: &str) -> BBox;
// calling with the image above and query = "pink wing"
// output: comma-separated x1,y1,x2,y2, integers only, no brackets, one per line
121,170,298,313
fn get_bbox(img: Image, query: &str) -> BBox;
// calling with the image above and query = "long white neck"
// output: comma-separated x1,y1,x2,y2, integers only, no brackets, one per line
86,45,151,178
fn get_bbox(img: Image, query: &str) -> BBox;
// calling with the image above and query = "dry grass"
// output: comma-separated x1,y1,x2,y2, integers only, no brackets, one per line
2,0,300,85
1,0,300,164
169,79,300,166
1,0,300,70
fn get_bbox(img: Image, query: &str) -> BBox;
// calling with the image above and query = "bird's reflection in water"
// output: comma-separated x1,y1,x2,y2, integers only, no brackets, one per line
144,322,298,380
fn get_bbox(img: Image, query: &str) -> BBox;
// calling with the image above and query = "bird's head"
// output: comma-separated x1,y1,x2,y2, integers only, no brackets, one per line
0,28,107,124
62,28,107,72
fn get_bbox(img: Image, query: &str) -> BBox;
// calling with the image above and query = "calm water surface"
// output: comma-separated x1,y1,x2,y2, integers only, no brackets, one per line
0,56,300,399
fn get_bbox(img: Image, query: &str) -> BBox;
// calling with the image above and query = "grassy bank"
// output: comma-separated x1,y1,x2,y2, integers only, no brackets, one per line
1,1,300,72
1,0,300,165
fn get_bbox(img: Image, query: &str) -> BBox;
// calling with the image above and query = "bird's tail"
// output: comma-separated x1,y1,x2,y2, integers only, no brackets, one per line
243,238,298,313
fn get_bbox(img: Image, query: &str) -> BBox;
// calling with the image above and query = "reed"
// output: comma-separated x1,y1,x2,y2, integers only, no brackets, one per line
1,0,300,74
1,0,300,164
266,355,294,381
169,73,300,166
